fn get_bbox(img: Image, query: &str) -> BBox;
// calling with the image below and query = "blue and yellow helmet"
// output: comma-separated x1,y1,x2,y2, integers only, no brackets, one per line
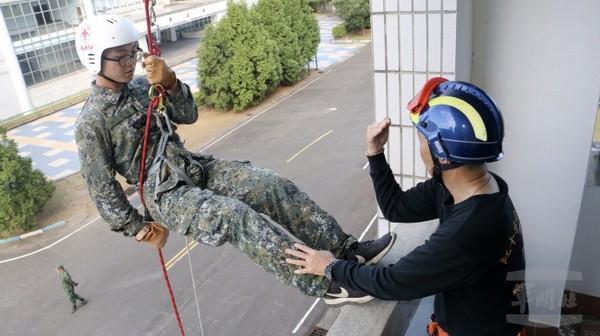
408,77,504,164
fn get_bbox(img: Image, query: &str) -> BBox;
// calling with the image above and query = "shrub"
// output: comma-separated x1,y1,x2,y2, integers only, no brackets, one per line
332,24,347,39
0,126,55,236
333,0,371,32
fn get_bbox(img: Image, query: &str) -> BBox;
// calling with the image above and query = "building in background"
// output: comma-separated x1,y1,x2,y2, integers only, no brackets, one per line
0,0,233,122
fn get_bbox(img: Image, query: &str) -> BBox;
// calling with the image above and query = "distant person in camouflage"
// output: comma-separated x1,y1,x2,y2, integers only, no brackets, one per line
56,265,87,313
73,15,395,306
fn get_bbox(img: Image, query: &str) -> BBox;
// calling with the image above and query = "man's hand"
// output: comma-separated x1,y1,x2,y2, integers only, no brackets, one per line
366,117,392,155
142,54,177,91
285,243,335,276
136,222,170,249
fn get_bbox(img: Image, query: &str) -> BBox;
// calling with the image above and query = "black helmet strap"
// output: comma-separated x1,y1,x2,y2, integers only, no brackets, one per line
98,72,128,85
430,150,463,184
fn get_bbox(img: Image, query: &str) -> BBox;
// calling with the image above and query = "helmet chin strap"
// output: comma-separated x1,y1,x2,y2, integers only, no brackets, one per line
430,151,463,184
98,72,128,85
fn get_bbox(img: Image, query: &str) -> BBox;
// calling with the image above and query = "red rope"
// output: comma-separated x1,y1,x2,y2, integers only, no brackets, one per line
143,0,161,56
137,95,157,204
158,248,186,336
139,1,185,334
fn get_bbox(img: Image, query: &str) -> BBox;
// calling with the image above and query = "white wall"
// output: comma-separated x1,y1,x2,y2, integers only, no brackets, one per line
372,0,600,328
568,186,600,297
371,0,459,236
470,0,600,326
0,14,31,119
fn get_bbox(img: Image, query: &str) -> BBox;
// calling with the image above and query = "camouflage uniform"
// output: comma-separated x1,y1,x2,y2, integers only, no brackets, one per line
75,77,356,297
57,266,85,310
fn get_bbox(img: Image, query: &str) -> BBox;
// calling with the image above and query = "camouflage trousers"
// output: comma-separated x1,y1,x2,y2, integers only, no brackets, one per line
146,158,356,297
64,286,84,305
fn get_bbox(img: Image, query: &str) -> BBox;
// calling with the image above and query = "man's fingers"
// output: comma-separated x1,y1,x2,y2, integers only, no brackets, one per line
294,268,309,275
293,243,312,253
285,247,301,258
285,258,304,266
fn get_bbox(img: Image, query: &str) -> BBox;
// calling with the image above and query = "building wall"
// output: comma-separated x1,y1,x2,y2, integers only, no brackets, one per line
0,10,31,117
371,0,459,239
471,0,600,326
0,0,227,122
372,0,600,328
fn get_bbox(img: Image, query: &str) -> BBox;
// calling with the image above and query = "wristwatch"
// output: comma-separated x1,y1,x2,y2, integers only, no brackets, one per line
325,259,340,280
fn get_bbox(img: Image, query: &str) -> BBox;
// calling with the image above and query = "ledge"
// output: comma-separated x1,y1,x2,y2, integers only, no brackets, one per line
326,221,438,336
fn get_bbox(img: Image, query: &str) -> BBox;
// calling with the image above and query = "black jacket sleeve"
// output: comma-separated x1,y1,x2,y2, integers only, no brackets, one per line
368,153,440,222
332,229,476,301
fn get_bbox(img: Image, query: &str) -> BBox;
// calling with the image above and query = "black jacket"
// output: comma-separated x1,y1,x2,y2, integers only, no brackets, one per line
332,153,528,335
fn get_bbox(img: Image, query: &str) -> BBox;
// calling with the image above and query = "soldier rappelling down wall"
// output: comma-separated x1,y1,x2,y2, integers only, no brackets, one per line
73,15,396,307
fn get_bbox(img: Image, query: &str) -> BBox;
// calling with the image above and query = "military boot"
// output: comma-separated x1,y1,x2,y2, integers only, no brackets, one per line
71,303,77,314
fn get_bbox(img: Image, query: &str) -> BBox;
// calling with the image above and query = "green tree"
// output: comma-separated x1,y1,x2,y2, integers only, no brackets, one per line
198,0,281,111
307,0,331,12
0,126,55,236
285,0,320,68
197,23,234,110
332,0,370,32
254,0,305,85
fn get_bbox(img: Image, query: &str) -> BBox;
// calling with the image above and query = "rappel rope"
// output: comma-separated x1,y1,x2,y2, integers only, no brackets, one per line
185,236,205,336
139,84,185,336
138,1,203,335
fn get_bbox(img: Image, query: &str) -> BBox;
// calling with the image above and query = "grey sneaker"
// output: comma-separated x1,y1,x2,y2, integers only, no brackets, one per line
345,232,396,265
324,281,374,306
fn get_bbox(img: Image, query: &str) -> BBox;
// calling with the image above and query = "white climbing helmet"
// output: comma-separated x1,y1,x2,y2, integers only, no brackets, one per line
75,15,140,74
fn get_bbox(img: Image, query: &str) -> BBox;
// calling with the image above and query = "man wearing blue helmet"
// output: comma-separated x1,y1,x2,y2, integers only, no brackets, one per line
286,78,528,335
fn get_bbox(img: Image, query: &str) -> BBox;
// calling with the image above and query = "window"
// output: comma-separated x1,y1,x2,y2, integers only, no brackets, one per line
1,0,84,86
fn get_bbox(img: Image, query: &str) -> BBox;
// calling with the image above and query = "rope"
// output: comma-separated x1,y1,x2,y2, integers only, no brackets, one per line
185,236,205,336
158,248,186,336
140,85,186,336
139,2,185,335
144,0,161,56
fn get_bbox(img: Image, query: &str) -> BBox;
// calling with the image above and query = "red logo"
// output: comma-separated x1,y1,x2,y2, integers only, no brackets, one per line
79,24,91,44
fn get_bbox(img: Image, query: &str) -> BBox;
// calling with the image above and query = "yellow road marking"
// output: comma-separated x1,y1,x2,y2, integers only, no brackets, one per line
286,130,333,163
166,240,199,270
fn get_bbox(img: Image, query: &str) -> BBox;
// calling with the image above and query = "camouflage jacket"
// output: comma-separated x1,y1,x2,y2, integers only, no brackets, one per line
60,270,76,292
75,76,198,237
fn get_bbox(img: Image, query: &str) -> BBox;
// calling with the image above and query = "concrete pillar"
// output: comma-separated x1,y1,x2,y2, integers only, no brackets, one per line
82,0,96,17
169,26,177,42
